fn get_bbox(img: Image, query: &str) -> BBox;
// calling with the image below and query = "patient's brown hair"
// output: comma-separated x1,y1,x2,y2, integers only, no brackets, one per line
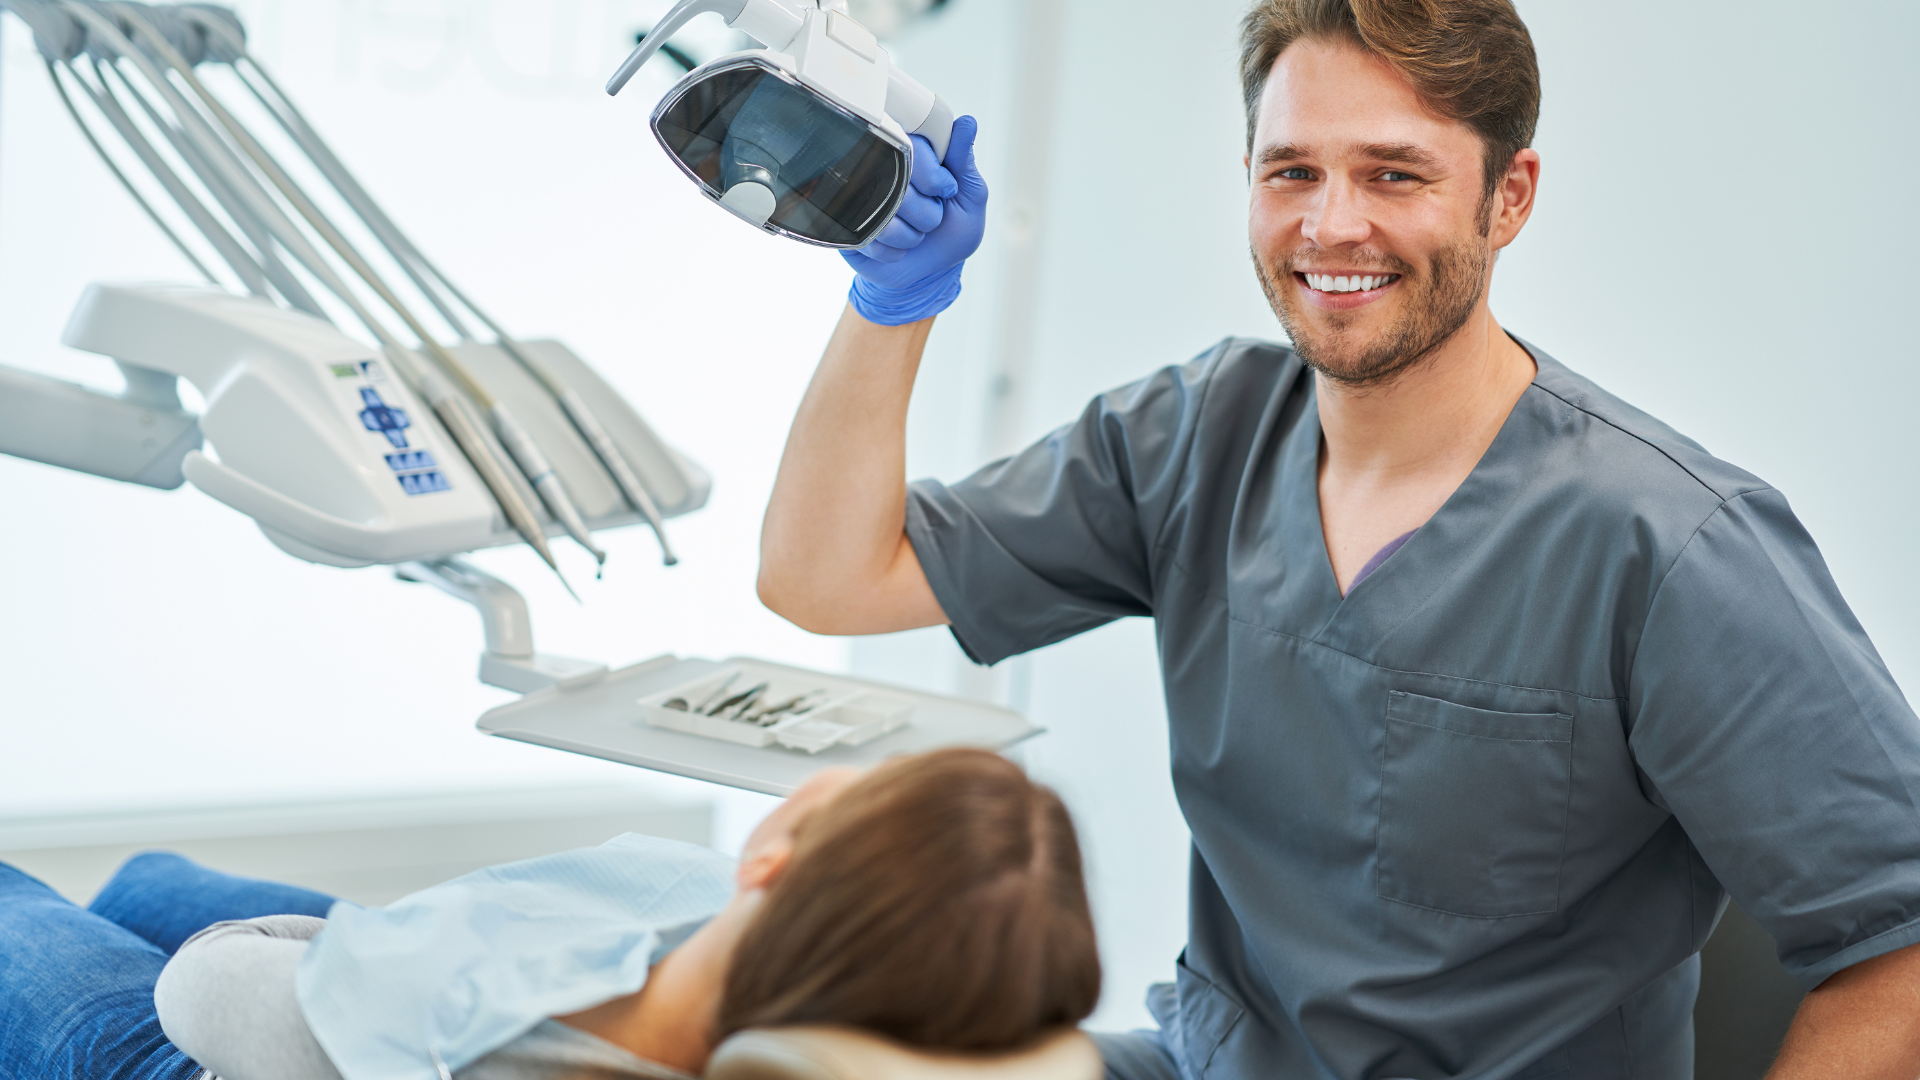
718,748,1100,1051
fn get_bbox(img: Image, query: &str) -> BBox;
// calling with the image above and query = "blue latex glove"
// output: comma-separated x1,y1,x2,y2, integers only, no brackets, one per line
843,115,988,326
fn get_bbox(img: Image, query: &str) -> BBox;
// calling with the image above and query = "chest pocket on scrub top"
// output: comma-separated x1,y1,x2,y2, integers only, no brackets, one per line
1376,691,1574,918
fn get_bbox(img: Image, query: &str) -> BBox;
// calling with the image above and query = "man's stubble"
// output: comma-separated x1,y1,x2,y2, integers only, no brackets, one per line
1254,231,1490,392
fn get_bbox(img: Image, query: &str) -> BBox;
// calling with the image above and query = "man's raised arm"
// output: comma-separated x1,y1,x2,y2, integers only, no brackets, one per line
758,308,947,635
757,117,988,636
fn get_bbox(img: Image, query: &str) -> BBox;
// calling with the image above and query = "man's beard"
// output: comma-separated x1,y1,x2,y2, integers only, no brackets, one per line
1254,236,1488,391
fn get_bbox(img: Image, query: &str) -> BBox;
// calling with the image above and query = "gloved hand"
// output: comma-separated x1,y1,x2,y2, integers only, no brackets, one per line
843,115,988,326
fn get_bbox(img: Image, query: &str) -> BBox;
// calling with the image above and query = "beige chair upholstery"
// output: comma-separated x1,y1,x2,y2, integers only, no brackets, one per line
705,1028,1102,1080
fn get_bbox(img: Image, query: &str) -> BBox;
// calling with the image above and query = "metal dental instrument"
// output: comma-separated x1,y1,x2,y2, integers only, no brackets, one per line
182,11,678,567
744,691,822,725
146,35,610,575
55,1,577,596
745,694,806,723
113,6,597,569
719,682,770,720
75,2,596,587
691,673,740,714
705,689,755,717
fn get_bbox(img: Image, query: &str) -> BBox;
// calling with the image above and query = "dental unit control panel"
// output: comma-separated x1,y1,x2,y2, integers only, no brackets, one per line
0,0,1033,796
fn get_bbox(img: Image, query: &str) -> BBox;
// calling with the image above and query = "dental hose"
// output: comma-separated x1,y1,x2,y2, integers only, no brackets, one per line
222,46,675,567
60,1,576,593
99,4,605,582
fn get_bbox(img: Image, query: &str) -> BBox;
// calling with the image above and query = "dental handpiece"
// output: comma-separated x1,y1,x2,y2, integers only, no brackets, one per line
399,358,575,600
555,388,677,566
83,4,580,596
491,403,607,570
217,38,663,569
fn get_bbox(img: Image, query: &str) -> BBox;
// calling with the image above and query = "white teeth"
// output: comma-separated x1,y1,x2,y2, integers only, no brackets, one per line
1303,272,1393,293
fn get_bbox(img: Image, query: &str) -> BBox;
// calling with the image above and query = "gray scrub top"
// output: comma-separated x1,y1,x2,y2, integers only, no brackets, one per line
903,337,1920,1080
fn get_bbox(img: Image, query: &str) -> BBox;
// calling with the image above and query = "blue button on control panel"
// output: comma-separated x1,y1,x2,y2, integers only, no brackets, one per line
398,471,451,495
384,450,438,472
358,388,411,449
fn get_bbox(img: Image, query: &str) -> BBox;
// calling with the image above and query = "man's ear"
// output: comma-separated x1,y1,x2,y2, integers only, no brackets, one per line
1489,147,1540,251
737,840,794,892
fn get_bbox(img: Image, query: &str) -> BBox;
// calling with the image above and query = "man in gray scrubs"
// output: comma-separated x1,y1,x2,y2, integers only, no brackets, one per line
758,0,1920,1076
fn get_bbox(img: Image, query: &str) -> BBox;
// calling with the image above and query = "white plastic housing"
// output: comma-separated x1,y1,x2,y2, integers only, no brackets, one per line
731,0,804,51
0,362,202,489
60,284,707,566
609,0,953,161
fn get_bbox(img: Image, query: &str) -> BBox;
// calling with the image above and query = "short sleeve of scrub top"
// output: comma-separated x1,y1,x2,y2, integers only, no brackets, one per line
1628,488,1920,985
905,343,1221,665
903,336,1920,1079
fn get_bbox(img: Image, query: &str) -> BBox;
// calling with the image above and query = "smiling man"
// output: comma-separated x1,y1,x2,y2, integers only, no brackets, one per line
757,0,1920,1076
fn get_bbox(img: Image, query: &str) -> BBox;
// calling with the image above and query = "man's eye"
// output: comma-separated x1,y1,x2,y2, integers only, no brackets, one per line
1277,167,1314,181
1380,171,1418,182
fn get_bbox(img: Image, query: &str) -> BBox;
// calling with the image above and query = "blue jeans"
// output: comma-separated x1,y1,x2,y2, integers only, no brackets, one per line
0,852,335,1080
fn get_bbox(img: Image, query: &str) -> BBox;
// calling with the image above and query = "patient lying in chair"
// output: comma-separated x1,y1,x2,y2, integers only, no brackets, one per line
0,749,1101,1080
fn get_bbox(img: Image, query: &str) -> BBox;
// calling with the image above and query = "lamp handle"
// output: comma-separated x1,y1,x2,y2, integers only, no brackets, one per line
605,0,749,96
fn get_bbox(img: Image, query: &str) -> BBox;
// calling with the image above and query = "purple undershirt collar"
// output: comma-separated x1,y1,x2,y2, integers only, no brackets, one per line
1347,528,1418,595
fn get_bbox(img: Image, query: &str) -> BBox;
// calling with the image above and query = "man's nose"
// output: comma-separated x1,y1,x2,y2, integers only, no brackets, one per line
1302,180,1370,249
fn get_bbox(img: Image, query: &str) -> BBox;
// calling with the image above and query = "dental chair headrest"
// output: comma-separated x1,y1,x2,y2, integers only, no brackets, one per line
705,1027,1101,1080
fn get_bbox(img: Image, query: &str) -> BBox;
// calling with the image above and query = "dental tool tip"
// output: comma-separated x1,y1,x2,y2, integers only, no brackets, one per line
529,540,578,602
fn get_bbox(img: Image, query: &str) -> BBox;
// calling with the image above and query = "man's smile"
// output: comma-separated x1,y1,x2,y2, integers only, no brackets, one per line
1293,270,1402,308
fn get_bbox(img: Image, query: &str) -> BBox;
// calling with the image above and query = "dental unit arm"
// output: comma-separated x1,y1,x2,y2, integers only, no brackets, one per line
0,1,1039,797
606,0,955,163
0,0,704,678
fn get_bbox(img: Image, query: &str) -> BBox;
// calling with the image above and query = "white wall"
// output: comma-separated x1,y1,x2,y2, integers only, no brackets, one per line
1502,0,1920,686
862,0,1920,1032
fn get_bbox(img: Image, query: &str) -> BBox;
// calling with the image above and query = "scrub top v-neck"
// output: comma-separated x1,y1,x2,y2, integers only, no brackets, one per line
903,337,1920,1080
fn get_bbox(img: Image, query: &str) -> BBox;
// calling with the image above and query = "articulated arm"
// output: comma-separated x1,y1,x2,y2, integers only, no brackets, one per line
606,0,753,96
396,558,607,693
0,361,201,489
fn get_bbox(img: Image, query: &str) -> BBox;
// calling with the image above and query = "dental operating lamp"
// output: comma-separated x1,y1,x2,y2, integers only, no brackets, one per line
0,0,1035,796
605,0,956,248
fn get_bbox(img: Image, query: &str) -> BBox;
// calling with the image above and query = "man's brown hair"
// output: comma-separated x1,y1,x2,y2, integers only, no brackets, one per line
1239,0,1540,202
717,748,1100,1051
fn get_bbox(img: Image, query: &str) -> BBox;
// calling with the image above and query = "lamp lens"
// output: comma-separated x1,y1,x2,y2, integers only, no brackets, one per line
653,60,908,248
